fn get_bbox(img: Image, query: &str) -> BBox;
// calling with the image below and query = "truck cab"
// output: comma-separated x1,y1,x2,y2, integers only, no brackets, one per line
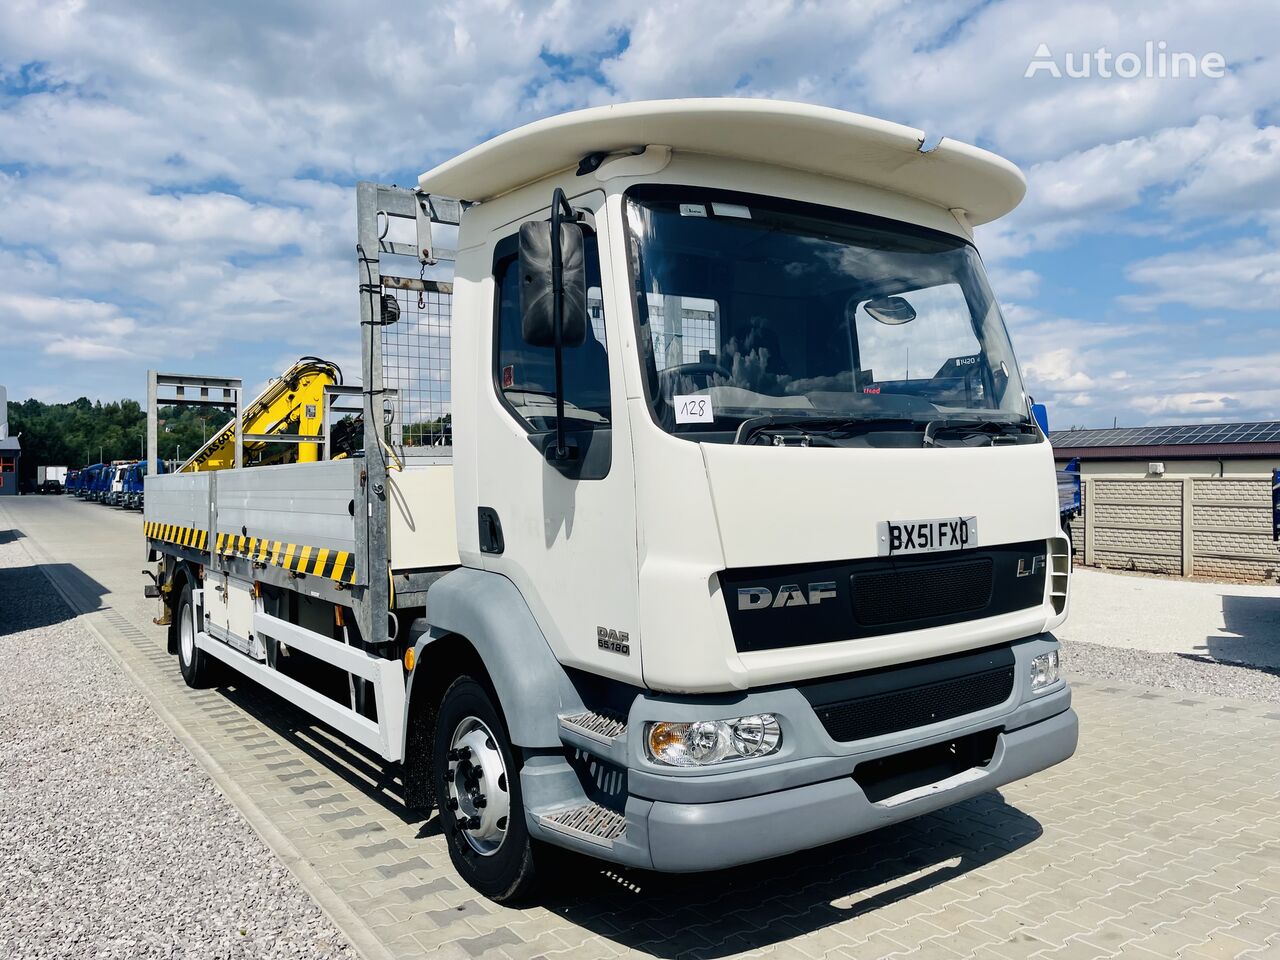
121,461,157,510
105,462,131,507
90,464,111,502
145,99,1076,902
421,100,1075,887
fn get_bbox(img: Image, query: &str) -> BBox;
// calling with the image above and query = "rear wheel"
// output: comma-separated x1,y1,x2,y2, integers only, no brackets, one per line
176,582,213,688
432,677,539,902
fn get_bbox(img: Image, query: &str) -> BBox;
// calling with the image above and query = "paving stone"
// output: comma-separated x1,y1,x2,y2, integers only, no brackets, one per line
398,877,458,900
336,822,386,840
11,500,1280,960
376,855,436,881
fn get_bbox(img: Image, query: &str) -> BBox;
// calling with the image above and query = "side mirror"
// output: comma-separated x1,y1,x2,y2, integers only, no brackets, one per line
518,220,587,348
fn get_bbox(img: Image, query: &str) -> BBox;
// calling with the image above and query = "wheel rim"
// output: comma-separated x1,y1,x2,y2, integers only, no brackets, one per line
179,600,194,666
445,716,511,856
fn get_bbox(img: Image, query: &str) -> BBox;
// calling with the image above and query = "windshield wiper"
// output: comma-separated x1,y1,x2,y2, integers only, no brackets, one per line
921,417,1030,447
734,413,915,445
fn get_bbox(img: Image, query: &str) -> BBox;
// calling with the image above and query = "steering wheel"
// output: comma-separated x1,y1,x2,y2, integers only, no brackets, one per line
659,361,734,392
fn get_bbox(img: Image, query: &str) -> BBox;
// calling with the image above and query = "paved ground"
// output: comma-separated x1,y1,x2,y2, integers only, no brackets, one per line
4,496,1280,959
0,524,353,959
1058,568,1280,669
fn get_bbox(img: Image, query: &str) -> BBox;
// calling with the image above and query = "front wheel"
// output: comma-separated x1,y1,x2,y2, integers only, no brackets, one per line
432,677,539,902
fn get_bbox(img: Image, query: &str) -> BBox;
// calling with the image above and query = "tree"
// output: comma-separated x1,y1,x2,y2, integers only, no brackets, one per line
6,396,232,483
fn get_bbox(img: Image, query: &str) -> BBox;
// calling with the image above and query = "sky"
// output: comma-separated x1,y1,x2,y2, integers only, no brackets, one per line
1,0,1278,429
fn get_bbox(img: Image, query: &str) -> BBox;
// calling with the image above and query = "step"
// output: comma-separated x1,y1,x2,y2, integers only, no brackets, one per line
535,802,627,847
558,710,627,745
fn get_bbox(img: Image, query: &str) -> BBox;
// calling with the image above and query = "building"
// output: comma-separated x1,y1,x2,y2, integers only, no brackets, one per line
0,383,17,496
0,436,20,496
1051,422,1280,582
1052,422,1280,479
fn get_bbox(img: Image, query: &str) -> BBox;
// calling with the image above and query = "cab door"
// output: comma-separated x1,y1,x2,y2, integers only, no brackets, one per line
472,191,642,685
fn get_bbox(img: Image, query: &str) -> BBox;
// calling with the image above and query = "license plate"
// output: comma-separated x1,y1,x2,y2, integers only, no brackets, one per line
877,517,977,556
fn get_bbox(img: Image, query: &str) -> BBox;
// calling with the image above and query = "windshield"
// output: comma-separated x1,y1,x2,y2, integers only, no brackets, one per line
624,187,1028,442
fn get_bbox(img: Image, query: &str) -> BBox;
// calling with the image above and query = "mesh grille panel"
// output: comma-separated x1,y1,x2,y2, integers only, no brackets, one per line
851,558,993,626
815,666,1014,742
381,285,452,453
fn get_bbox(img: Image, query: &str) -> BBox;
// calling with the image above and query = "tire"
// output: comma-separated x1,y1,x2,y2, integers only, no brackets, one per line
432,676,540,903
176,582,213,689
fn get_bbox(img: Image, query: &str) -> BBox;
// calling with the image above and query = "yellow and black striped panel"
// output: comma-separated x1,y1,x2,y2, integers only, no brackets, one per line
147,521,356,584
212,530,356,585
144,521,209,552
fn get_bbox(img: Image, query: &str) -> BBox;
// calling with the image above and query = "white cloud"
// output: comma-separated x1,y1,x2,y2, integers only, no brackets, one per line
0,0,1277,422
1005,296,1280,426
45,337,136,361
987,266,1041,300
984,117,1280,257
1122,239,1280,310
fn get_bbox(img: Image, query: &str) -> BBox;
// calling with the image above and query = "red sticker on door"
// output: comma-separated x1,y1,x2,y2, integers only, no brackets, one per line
502,365,515,388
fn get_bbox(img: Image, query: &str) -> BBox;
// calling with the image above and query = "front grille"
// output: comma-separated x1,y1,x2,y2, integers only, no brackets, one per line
814,665,1014,742
720,540,1046,653
851,558,993,626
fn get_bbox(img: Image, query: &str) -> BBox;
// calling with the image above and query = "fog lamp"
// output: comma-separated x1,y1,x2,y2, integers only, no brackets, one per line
1030,651,1060,691
645,715,782,767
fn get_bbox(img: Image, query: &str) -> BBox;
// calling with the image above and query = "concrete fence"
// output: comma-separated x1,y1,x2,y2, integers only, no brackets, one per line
1077,477,1280,582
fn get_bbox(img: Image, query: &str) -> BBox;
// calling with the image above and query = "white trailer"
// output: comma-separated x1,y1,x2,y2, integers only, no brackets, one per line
145,99,1077,901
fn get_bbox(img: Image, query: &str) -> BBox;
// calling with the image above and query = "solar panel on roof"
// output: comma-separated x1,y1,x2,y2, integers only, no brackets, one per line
1050,420,1280,448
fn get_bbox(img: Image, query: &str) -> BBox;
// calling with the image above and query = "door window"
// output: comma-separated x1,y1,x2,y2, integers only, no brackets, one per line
493,233,611,432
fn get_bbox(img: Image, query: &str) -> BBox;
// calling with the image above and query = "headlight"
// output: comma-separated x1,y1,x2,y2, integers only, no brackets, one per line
645,715,782,767
1029,651,1060,691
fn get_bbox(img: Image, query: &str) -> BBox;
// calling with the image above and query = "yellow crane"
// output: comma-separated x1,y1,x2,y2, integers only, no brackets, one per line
179,357,343,472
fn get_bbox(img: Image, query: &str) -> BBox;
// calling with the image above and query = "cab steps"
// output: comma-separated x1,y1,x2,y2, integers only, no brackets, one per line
535,802,627,847
558,709,626,744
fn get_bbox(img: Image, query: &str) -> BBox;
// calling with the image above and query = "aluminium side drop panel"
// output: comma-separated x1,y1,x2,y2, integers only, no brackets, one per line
144,473,211,532
215,460,359,563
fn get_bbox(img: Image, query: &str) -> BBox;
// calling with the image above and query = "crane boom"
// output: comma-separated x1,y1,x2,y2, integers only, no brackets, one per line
178,357,342,472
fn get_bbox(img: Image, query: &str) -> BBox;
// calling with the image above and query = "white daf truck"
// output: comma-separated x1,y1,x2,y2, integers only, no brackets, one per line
143,99,1077,901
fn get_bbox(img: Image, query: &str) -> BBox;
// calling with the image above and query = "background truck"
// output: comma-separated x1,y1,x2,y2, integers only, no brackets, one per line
73,464,96,497
103,461,134,506
89,464,111,502
144,99,1077,902
1033,403,1081,554
1057,457,1081,552
121,460,165,510
37,465,68,493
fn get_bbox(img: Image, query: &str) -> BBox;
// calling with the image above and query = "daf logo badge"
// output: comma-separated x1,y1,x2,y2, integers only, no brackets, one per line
596,626,631,656
738,582,838,611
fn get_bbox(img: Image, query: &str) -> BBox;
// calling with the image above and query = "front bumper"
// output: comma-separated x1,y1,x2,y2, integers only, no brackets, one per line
527,634,1078,872
642,705,1076,871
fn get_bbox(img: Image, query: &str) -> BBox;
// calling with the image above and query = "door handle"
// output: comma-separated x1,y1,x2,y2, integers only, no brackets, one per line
477,507,504,555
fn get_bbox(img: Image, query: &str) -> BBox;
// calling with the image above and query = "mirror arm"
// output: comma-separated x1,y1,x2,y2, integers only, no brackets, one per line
548,187,580,463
